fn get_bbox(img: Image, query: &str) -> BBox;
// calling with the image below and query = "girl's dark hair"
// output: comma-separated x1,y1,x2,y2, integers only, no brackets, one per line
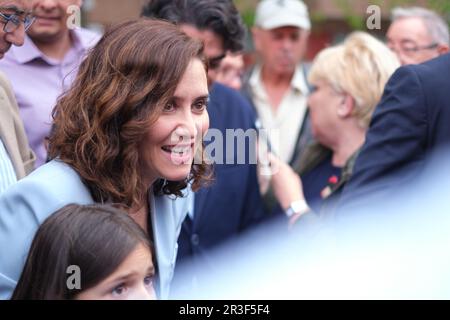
11,204,151,300
48,18,212,208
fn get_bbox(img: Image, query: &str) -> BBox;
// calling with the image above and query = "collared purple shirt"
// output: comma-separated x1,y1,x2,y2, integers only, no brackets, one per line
0,28,100,167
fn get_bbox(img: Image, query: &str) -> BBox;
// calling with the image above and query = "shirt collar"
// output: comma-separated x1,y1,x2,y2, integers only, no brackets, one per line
9,29,88,65
249,64,262,90
10,33,42,64
291,64,310,95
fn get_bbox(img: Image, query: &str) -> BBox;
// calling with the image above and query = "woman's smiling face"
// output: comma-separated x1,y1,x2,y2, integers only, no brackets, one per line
139,58,210,186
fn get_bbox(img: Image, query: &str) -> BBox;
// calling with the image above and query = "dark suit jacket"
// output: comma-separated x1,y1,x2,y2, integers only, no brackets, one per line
338,53,450,210
176,83,267,266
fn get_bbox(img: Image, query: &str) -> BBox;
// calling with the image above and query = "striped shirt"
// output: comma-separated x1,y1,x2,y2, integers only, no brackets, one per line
0,139,17,194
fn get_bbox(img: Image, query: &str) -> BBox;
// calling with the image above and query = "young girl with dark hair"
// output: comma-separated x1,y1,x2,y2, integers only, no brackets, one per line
12,204,155,300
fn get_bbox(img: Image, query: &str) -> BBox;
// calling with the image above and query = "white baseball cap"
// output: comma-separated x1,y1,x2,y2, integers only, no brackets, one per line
255,0,311,30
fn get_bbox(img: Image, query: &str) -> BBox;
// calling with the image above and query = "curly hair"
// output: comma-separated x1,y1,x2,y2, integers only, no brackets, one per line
48,19,212,208
142,0,246,52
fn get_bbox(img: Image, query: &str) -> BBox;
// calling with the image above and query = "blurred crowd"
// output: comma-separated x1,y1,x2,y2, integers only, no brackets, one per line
0,0,449,300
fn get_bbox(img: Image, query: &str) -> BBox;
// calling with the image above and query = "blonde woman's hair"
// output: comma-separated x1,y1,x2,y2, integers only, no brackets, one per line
309,31,400,128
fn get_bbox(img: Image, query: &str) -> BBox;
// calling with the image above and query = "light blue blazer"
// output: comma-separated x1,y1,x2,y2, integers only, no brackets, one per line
0,160,190,299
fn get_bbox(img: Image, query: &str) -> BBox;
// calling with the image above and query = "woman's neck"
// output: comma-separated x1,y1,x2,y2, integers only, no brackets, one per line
129,204,149,234
128,178,156,233
331,125,366,167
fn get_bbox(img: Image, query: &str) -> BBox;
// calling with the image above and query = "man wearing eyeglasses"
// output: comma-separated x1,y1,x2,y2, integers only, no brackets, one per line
0,0,35,194
0,0,99,168
0,2,33,57
386,6,449,65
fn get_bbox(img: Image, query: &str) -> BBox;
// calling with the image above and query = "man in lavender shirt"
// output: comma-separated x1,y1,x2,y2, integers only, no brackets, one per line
0,0,99,167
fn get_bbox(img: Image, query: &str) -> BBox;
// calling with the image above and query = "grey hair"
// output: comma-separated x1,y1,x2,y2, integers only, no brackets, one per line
391,6,450,45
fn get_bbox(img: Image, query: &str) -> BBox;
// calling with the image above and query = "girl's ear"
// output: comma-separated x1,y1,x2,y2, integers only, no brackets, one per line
337,93,354,118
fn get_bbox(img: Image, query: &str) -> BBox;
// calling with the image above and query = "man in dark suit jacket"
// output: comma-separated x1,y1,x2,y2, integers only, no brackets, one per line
338,53,450,211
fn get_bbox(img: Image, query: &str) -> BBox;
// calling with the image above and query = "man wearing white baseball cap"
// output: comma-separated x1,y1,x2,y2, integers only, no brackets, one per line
244,0,312,166
243,0,313,203
255,0,311,30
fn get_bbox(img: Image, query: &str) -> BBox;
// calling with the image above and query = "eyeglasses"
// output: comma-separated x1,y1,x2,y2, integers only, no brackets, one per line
388,40,438,57
207,53,226,70
401,42,438,53
0,11,35,33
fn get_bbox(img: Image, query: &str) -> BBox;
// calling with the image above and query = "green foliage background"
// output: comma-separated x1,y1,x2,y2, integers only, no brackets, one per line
234,0,450,30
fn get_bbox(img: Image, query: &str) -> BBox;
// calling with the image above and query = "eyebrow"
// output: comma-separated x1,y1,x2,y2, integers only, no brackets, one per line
0,5,26,15
105,266,156,285
171,94,210,102
146,266,156,275
194,95,210,101
399,39,416,43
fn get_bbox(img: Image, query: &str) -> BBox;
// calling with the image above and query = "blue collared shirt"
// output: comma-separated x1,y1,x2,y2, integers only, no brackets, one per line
151,187,193,299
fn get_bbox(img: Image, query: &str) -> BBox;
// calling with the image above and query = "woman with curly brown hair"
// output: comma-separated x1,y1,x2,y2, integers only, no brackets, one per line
0,19,211,300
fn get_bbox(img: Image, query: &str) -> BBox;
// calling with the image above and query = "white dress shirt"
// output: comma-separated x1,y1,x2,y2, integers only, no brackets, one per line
249,64,309,163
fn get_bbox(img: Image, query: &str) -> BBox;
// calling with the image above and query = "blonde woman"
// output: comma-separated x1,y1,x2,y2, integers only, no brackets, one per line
270,32,400,222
